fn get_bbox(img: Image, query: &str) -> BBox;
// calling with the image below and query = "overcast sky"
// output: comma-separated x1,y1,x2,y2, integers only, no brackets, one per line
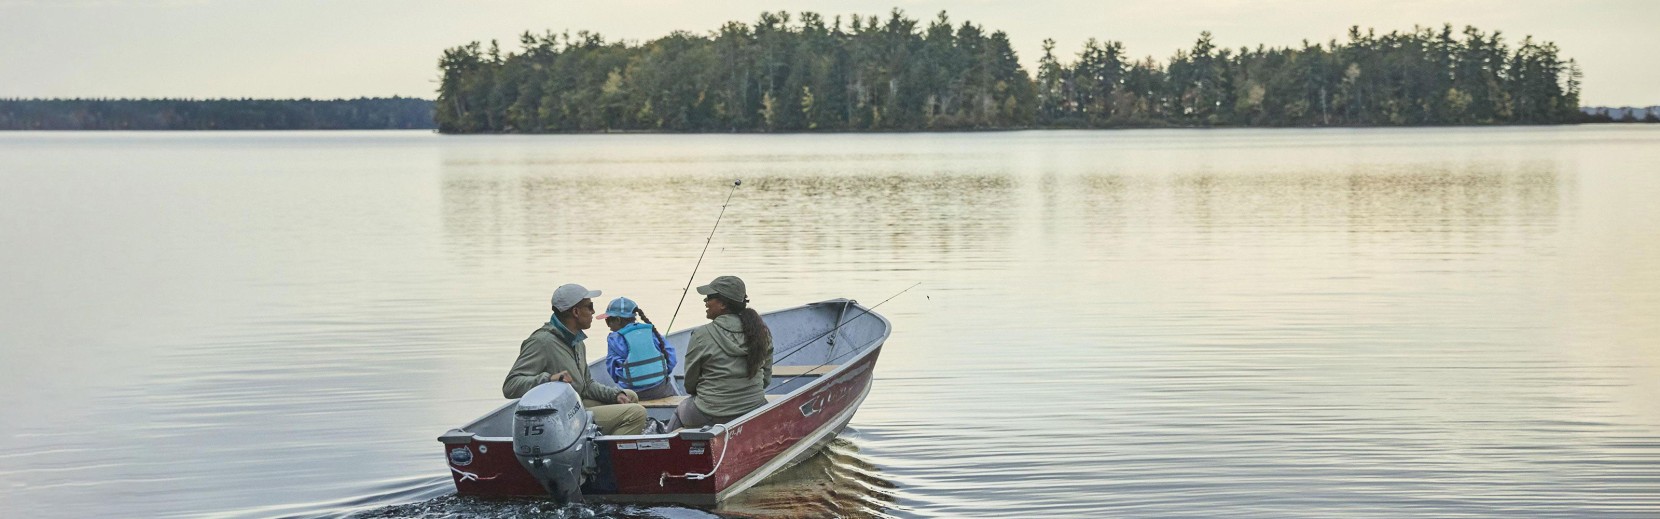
1,0,1653,106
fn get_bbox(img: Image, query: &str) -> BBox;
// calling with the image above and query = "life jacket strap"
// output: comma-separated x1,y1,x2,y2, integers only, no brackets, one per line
625,357,666,369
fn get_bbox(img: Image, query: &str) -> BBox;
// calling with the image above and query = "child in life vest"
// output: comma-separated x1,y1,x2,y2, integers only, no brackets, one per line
600,297,679,401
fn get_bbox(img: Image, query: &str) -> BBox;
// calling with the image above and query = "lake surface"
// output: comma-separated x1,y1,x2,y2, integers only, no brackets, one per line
2,127,1658,518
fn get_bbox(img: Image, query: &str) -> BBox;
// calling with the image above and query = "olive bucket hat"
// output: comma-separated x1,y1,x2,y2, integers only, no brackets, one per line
695,275,747,303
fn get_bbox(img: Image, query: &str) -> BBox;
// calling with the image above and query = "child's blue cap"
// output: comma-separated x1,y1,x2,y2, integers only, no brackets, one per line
598,297,637,320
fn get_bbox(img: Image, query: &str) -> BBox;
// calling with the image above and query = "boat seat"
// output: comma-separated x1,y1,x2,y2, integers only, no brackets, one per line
637,395,687,408
636,366,841,408
637,394,787,408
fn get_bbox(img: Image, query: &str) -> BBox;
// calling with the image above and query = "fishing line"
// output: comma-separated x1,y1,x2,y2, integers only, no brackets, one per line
665,178,742,335
764,282,920,392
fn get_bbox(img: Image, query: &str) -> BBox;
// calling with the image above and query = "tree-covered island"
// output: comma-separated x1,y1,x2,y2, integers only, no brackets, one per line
0,10,1607,132
436,9,1585,133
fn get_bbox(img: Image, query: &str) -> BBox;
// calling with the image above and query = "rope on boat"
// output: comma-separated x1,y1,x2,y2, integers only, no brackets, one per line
659,426,733,486
450,466,498,482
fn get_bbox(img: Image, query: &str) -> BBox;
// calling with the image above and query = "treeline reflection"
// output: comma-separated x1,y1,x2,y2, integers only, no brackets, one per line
440,171,1018,266
1068,166,1562,234
442,163,1562,267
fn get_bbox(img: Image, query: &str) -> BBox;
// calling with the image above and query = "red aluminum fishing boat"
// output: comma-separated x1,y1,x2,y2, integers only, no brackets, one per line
438,298,889,505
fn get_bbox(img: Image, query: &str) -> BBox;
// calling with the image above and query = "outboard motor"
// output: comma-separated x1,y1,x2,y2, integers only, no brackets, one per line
512,382,599,503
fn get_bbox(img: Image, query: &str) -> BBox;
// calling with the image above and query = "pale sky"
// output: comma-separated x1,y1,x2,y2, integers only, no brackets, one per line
1,0,1653,106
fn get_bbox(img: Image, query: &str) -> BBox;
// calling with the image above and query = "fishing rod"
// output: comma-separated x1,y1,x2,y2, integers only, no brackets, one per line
764,282,920,392
664,178,742,334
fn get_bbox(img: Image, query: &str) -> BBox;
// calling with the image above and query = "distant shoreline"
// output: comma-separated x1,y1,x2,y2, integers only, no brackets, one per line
0,97,435,131
2,98,1653,131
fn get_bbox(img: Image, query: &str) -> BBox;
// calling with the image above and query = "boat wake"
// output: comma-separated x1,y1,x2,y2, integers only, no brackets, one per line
349,436,896,519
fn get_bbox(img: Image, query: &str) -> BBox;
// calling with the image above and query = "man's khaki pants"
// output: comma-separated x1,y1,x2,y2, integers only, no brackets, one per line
582,389,646,436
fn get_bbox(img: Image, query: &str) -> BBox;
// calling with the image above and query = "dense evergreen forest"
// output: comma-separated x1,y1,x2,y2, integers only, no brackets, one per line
437,10,1585,133
0,97,434,130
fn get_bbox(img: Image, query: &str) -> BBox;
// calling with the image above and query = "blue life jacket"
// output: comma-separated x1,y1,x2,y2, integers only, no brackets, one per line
618,322,669,389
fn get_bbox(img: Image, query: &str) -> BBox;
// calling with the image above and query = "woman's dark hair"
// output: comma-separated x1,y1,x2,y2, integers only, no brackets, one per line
716,295,772,378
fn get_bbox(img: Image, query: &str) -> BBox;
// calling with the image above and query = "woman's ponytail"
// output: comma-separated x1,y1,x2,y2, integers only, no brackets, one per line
722,298,772,378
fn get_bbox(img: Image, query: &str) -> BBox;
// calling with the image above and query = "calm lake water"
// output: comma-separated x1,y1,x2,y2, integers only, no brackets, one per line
2,127,1658,518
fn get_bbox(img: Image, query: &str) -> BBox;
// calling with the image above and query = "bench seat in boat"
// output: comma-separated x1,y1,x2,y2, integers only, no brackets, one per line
637,365,840,408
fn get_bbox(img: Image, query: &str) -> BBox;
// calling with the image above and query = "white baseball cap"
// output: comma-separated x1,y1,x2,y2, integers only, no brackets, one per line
550,283,601,312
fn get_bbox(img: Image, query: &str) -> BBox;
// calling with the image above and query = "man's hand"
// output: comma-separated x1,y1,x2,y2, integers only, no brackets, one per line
616,392,636,404
548,371,573,384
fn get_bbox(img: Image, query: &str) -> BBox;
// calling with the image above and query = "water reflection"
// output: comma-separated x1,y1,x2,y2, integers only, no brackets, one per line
1065,167,1562,231
717,437,899,518
439,172,1017,260
6,128,1660,519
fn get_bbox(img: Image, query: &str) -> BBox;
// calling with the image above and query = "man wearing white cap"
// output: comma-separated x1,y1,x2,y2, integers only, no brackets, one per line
502,283,648,436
